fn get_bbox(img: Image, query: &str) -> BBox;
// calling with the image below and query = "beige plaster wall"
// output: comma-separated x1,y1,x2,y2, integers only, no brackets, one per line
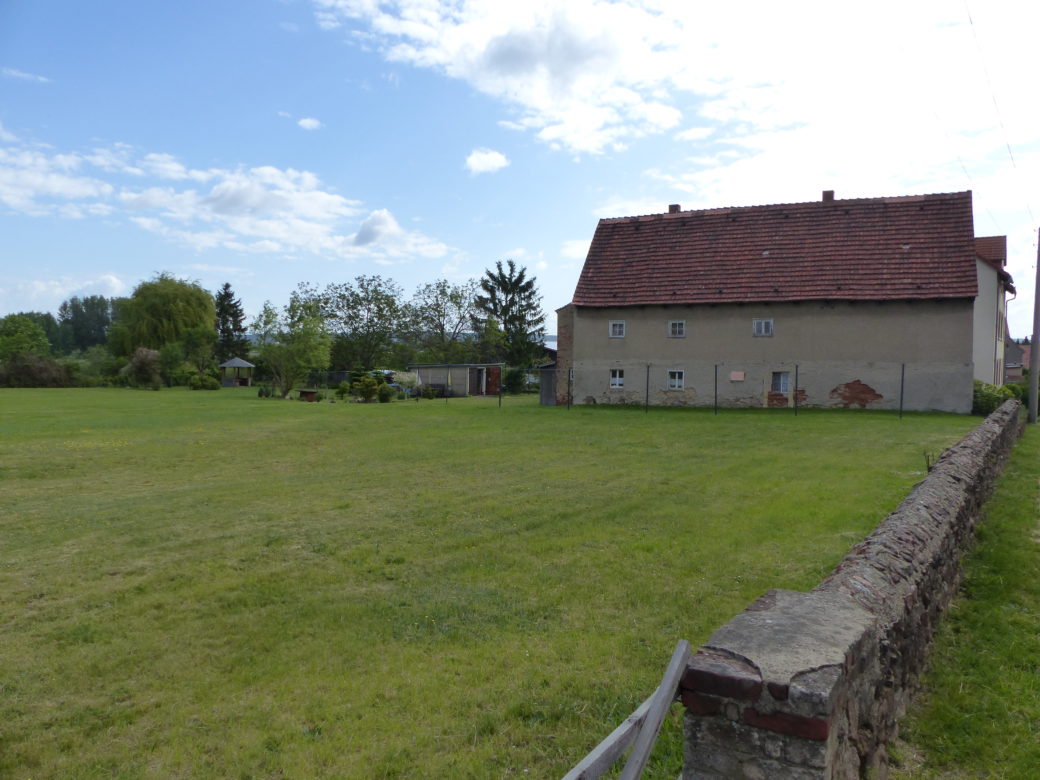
972,259,1002,385
565,300,975,412
415,366,470,395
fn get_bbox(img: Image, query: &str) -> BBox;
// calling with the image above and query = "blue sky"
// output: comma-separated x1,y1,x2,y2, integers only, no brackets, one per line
2,0,1038,335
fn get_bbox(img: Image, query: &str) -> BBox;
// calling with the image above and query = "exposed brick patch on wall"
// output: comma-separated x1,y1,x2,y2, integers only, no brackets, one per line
829,379,884,408
682,400,1022,779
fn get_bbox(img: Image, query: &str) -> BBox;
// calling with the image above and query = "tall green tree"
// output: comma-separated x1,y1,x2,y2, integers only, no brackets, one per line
252,294,331,399
314,276,403,370
107,273,214,357
214,282,249,364
181,325,217,374
0,314,51,362
473,260,545,366
406,279,479,364
18,311,61,350
56,295,113,353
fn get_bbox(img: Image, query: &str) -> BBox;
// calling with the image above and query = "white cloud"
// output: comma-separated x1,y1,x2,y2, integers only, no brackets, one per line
141,152,215,181
674,127,713,143
559,239,590,260
0,136,452,263
311,0,693,154
298,117,323,130
352,208,448,258
307,0,1040,207
465,147,509,175
0,121,17,142
2,67,50,83
0,273,128,316
0,147,113,215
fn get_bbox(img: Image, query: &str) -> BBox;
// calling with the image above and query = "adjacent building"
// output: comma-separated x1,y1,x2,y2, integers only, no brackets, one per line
555,191,1013,413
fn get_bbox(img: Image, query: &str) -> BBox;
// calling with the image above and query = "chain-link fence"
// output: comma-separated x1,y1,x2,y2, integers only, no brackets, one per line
544,361,973,414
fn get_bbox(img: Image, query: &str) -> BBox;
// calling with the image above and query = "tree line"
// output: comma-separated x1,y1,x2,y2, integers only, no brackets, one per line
0,261,547,392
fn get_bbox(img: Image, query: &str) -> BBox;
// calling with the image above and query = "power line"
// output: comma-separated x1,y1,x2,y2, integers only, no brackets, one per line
964,2,1036,225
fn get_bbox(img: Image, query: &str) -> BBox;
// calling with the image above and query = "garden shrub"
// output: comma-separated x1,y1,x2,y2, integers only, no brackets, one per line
129,348,162,390
972,380,1014,416
354,375,379,403
0,353,73,387
335,381,351,400
377,383,394,403
188,372,221,390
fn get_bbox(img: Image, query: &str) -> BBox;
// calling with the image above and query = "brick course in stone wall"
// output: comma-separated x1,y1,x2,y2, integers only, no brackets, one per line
681,400,1023,779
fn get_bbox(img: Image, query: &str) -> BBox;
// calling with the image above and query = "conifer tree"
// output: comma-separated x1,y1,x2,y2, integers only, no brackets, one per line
473,260,545,366
214,282,249,364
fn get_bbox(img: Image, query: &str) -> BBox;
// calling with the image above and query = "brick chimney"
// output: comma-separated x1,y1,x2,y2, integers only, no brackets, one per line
668,204,681,213
822,190,835,202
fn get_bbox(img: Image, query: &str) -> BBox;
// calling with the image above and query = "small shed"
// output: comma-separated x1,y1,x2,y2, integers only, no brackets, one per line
219,357,255,387
408,363,504,397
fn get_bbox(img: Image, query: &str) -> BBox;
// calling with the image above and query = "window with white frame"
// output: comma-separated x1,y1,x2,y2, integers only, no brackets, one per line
752,318,774,337
609,320,626,338
668,370,685,390
771,371,790,393
610,368,625,388
668,320,686,338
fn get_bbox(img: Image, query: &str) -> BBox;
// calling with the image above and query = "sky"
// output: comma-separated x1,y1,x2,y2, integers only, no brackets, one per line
1,0,1038,336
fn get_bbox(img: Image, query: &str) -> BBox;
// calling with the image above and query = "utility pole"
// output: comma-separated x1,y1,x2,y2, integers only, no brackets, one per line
1030,229,1040,423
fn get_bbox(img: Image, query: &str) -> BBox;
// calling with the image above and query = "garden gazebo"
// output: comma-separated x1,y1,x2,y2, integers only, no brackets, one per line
219,357,255,387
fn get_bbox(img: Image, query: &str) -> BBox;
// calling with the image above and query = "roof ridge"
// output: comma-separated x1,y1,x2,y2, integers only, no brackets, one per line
598,190,972,223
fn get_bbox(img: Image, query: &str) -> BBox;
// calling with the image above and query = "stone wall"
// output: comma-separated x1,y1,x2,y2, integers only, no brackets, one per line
680,400,1023,779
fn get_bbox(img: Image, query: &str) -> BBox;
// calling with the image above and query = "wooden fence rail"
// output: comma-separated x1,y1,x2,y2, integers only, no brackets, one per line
562,640,691,780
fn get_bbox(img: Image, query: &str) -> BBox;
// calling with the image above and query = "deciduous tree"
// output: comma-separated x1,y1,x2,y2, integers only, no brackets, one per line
0,314,51,362
407,278,479,364
108,273,214,356
315,276,403,370
252,294,331,399
56,296,113,353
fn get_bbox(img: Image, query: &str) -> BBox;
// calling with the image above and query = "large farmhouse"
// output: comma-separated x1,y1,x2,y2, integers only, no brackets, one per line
555,191,1013,413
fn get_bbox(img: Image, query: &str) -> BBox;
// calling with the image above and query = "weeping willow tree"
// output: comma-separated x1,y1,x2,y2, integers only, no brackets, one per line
108,273,215,357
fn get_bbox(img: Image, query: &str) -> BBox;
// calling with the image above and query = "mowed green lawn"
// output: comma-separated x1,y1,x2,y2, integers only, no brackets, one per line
0,389,977,779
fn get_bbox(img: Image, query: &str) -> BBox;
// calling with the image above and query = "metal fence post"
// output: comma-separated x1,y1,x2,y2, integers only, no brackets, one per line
794,364,799,416
645,364,650,413
899,363,905,419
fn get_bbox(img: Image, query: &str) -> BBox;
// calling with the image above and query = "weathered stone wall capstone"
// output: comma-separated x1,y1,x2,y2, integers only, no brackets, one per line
681,400,1022,779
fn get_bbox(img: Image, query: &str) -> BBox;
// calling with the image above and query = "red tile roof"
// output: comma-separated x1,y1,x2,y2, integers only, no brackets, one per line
975,235,1015,293
572,191,981,307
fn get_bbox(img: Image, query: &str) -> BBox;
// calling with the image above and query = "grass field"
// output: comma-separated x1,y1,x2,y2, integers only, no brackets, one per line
893,425,1040,779
0,388,977,778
